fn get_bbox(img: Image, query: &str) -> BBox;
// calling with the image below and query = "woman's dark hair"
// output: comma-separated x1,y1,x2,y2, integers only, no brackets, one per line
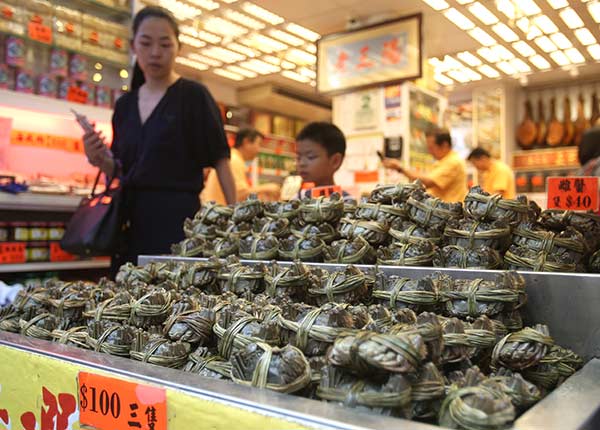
579,126,600,166
131,6,180,91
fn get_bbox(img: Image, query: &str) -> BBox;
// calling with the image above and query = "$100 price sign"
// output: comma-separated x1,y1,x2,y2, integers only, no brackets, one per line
78,371,167,430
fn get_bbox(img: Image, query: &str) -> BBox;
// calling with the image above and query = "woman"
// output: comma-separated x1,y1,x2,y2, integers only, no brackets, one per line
83,6,236,275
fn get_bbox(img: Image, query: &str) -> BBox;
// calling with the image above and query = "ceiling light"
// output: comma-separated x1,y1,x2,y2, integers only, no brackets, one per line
285,23,320,42
269,29,304,46
197,30,221,44
550,51,571,66
176,57,209,71
520,0,542,16
443,8,475,30
550,33,572,49
559,8,584,28
94,63,103,70
188,53,222,67
457,51,482,66
281,70,311,83
221,0,237,3
464,68,482,81
179,34,206,48
534,15,559,34
286,48,317,65
497,0,516,19
477,47,500,62
306,44,317,54
468,27,496,46
468,2,498,25
241,33,288,53
588,2,600,23
241,2,284,24
516,17,530,32
530,54,551,69
226,42,259,57
511,58,532,73
299,67,316,79
428,57,443,67
492,45,515,60
159,0,202,20
421,0,449,10
281,60,296,69
587,44,600,60
226,65,257,78
204,17,248,37
546,0,568,8
513,41,536,57
478,64,500,78
441,55,464,70
119,69,128,79
575,28,597,45
492,22,519,42
535,36,558,52
188,0,219,10
223,10,265,30
239,58,281,74
213,68,244,81
446,70,470,83
565,47,585,63
92,72,102,82
202,46,246,63
515,18,543,40
456,0,473,3
496,61,517,74
434,74,454,85
262,56,297,69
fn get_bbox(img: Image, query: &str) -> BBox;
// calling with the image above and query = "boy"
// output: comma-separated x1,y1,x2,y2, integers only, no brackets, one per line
295,122,346,197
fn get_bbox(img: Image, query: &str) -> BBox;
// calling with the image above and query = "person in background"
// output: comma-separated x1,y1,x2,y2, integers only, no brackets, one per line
577,126,600,177
202,128,281,204
467,147,516,199
82,6,236,276
382,128,467,202
295,122,347,198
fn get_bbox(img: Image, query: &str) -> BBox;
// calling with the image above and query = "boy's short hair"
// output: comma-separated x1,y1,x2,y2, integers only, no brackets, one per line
296,122,346,157
425,127,452,148
235,128,264,148
468,147,491,160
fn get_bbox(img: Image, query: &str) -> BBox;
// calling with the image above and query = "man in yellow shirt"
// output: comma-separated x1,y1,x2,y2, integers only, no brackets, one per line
467,147,516,199
382,129,468,202
202,128,280,204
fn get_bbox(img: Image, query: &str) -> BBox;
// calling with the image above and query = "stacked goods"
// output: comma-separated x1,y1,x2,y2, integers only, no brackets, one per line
1,258,585,430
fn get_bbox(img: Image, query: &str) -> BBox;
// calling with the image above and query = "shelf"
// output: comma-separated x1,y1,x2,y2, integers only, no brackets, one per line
53,0,131,21
258,168,290,177
0,259,109,273
258,147,296,158
512,146,579,171
0,192,82,212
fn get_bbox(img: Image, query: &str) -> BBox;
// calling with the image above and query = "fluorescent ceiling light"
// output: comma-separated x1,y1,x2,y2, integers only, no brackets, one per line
281,60,296,69
492,22,519,42
175,57,209,70
491,45,515,60
434,74,454,85
306,44,317,54
239,58,281,74
588,2,600,23
550,50,571,66
286,48,317,65
516,18,543,40
188,53,222,67
478,64,500,78
550,32,572,49
442,55,464,70
422,0,449,11
516,18,530,33
575,28,597,45
223,10,265,30
456,0,473,4
221,0,238,3
497,0,516,19
464,68,482,81
457,51,482,66
213,68,244,81
535,36,558,52
513,41,536,57
546,0,568,8
188,0,219,10
511,58,532,73
241,2,284,24
159,0,201,20
204,17,248,37
179,34,206,48
468,2,498,25
534,15,559,34
520,0,542,16
496,61,517,74
226,42,259,57
443,8,475,30
530,54,551,69
241,33,288,53
197,30,221,44
226,65,257,78
477,47,500,62
565,47,585,63
468,27,496,46
559,8,584,29
299,67,316,79
587,44,600,60
282,70,311,83
269,29,304,46
202,46,246,63
428,57,443,67
285,23,320,42
447,70,471,83
262,55,298,69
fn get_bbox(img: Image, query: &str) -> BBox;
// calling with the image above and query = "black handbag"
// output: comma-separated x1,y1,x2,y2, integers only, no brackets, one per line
60,169,122,256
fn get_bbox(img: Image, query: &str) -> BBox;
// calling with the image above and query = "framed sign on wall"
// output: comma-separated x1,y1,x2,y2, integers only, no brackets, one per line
317,14,422,95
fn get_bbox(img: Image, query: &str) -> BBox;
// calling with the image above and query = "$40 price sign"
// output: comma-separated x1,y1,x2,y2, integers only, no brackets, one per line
547,177,599,212
78,371,167,430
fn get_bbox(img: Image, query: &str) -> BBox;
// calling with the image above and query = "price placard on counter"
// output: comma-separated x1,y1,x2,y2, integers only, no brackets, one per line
547,176,599,211
78,371,167,430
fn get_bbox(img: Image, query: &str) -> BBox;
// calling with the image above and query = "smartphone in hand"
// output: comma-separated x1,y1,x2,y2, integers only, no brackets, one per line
376,150,385,161
70,109,95,134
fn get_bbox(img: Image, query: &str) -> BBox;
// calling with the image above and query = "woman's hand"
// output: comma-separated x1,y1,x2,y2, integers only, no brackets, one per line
382,158,403,173
83,129,111,167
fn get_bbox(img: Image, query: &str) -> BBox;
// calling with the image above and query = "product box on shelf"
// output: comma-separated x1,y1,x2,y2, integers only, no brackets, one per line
52,5,82,52
49,48,68,77
0,1,25,36
0,242,26,263
37,73,57,97
5,35,25,67
14,68,34,93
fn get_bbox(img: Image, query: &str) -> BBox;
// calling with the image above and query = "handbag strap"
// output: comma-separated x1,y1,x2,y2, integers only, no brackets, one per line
90,159,122,198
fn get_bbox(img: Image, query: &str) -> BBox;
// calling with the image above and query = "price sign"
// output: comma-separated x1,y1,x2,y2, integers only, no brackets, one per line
67,86,88,104
547,176,599,211
28,22,52,44
78,372,167,430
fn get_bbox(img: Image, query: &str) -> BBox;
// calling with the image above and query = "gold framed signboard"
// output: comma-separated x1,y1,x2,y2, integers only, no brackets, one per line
317,14,422,95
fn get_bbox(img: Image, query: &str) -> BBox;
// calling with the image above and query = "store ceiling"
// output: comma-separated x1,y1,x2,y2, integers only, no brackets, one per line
162,0,600,95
